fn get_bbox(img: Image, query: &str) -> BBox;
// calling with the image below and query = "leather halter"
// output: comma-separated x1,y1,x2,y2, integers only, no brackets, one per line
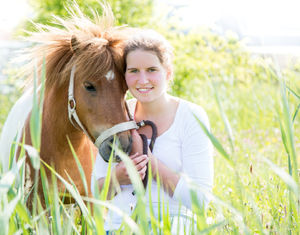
67,65,143,148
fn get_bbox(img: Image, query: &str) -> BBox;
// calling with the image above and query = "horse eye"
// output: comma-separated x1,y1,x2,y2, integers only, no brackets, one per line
84,82,96,92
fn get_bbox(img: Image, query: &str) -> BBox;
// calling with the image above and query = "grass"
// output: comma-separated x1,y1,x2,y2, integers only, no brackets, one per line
0,55,299,234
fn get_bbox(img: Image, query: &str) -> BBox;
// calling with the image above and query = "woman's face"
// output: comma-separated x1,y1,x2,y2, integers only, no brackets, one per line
125,49,170,103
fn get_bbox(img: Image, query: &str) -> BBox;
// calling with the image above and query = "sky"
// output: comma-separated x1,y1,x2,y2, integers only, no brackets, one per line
0,0,32,39
165,0,300,36
1,0,300,42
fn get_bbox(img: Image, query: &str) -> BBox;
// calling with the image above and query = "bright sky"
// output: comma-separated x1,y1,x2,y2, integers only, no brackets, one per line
0,0,32,39
172,0,300,36
1,0,300,39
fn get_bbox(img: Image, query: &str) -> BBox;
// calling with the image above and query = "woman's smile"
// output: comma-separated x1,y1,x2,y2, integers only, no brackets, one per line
136,87,154,93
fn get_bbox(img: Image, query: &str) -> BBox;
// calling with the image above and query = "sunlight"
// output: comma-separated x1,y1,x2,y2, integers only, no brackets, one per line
170,0,300,37
0,0,31,38
1,0,300,39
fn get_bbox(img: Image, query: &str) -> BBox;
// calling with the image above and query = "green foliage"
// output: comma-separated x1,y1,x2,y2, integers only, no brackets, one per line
166,29,275,99
21,0,153,34
0,68,23,133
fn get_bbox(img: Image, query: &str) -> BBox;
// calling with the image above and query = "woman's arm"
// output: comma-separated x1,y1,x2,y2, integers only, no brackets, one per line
131,129,180,197
141,105,213,209
172,106,214,209
148,152,180,197
96,177,115,199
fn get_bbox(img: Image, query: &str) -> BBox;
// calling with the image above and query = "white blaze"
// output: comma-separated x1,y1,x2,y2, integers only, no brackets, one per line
105,70,115,81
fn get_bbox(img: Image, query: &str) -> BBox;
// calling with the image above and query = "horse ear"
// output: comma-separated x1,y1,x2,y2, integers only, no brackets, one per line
70,35,79,54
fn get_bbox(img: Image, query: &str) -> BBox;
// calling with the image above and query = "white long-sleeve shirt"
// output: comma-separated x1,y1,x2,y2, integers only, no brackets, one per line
91,98,214,230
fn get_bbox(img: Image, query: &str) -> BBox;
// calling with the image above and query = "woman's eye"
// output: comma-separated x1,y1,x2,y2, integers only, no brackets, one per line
84,82,96,92
148,68,157,72
129,69,138,73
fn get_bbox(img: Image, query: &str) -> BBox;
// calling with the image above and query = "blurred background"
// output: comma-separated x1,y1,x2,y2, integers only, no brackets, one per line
1,0,300,80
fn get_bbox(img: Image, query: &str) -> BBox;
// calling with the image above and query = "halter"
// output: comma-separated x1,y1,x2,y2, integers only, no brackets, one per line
67,65,143,148
67,65,157,190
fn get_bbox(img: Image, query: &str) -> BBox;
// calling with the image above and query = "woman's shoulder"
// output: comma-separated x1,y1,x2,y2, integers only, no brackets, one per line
178,98,210,128
179,99,207,117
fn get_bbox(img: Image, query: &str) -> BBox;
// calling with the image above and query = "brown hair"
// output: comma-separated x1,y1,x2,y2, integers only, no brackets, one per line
123,29,174,74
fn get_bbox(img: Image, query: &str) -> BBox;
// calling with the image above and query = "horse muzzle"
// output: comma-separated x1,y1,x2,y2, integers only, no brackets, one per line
98,134,132,162
94,120,143,162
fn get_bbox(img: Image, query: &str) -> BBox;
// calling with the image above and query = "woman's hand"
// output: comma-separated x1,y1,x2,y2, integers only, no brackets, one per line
130,129,144,155
131,153,149,180
113,153,149,185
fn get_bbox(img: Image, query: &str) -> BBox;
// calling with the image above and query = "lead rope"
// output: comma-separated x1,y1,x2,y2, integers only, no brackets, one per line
125,101,158,190
139,120,157,189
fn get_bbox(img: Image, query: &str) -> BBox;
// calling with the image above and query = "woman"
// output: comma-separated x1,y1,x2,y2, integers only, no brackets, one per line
91,29,214,232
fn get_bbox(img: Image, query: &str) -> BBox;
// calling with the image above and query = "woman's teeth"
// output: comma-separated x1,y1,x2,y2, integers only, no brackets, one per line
137,88,152,92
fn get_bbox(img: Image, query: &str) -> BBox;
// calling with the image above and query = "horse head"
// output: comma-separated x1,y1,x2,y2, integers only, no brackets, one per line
67,33,133,160
25,5,133,164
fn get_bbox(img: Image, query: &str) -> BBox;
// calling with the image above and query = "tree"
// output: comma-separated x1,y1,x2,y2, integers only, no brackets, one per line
22,0,153,33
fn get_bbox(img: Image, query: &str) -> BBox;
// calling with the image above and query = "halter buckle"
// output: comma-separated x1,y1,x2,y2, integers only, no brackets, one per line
137,121,145,128
68,97,76,112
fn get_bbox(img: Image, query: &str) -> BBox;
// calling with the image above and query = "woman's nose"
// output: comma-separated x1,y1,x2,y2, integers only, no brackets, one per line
137,71,148,84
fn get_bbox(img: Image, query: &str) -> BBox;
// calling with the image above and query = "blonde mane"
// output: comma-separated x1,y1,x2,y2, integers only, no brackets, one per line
22,3,127,88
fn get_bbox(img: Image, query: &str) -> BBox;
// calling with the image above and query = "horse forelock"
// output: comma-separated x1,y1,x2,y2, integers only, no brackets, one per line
64,36,125,85
22,3,127,89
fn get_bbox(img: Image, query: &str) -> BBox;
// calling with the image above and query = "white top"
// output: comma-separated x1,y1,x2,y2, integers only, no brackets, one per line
91,99,214,230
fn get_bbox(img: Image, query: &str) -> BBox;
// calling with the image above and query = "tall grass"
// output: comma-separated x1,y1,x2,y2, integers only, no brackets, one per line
0,59,299,234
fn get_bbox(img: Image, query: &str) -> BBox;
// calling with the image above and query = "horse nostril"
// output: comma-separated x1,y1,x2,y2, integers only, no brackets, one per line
102,135,132,158
129,135,133,145
126,136,133,155
108,136,114,144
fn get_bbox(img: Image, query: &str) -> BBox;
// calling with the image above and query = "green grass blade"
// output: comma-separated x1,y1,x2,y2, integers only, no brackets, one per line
23,145,40,170
193,114,233,166
278,116,293,176
286,85,300,100
8,133,20,170
40,159,95,229
211,81,235,153
50,165,62,235
39,165,50,209
100,136,116,201
114,147,145,196
279,80,298,185
82,196,142,234
292,103,300,122
114,147,149,234
181,173,250,234
67,137,88,196
263,158,299,196
58,199,80,235
198,220,227,234
30,63,41,150
147,158,159,235
0,157,25,195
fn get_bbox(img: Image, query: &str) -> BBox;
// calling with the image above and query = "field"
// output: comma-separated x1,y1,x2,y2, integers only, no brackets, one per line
0,30,299,234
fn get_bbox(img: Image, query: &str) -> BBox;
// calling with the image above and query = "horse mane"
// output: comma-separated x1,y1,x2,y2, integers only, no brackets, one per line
21,3,128,88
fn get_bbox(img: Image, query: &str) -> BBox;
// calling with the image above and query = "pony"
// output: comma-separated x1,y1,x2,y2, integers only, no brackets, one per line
0,4,134,207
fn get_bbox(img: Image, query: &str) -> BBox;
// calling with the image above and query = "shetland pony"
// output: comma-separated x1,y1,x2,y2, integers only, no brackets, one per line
0,5,132,207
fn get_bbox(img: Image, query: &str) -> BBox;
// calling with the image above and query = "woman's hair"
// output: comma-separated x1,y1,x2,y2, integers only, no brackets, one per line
123,29,174,73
